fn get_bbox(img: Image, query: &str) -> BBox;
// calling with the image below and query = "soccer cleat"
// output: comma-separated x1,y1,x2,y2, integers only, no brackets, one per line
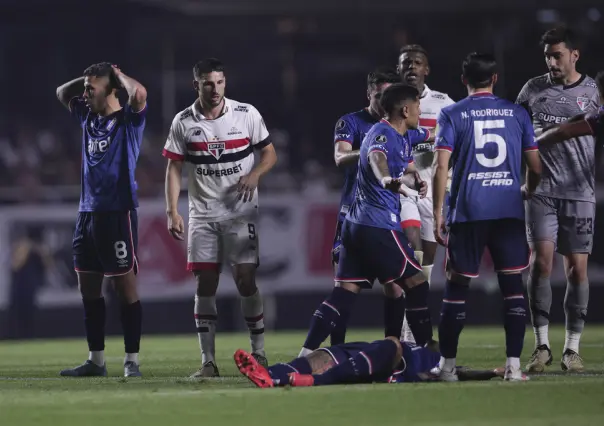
233,349,273,388
252,353,269,369
431,366,459,382
60,360,107,377
561,349,584,372
288,373,314,387
504,366,530,382
525,344,553,373
190,361,220,378
124,361,142,377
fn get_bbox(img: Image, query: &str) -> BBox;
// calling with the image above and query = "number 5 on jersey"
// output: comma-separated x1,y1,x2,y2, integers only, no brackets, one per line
474,119,506,168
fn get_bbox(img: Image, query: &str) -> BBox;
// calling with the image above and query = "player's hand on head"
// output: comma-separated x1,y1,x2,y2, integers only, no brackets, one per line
167,212,185,241
434,214,447,246
417,180,428,198
237,172,260,202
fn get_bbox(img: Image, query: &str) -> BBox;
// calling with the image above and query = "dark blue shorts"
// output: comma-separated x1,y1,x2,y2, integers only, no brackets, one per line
332,219,344,265
335,220,422,288
73,210,139,276
446,218,530,278
318,341,370,365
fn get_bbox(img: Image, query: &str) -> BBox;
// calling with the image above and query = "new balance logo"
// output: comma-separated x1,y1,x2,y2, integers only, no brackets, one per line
193,130,202,136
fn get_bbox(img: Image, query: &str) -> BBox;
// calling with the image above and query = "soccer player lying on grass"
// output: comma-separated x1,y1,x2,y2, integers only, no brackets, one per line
234,337,514,388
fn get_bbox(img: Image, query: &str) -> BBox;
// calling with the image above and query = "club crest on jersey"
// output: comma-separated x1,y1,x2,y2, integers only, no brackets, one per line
577,96,589,111
208,142,225,160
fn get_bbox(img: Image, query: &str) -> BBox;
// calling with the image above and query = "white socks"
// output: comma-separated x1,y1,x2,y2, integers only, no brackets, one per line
564,330,581,353
194,295,218,364
534,325,550,348
241,290,266,356
89,350,105,367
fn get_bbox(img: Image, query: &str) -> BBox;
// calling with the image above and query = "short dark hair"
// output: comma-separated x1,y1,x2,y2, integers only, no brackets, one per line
83,62,121,90
399,44,429,60
462,52,497,89
596,71,604,96
540,26,580,51
367,67,400,88
193,58,225,78
379,83,420,115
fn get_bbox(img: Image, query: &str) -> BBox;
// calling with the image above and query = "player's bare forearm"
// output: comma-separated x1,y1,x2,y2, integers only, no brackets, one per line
523,150,542,194
165,159,183,214
536,120,593,146
250,143,277,178
369,151,391,182
56,77,85,109
114,69,147,111
400,163,418,187
334,142,360,167
432,151,450,217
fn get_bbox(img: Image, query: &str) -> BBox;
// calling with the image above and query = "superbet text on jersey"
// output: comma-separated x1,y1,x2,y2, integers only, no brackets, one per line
435,92,537,225
163,98,270,221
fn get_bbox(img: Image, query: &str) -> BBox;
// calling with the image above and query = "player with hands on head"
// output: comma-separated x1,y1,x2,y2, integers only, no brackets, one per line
56,62,148,378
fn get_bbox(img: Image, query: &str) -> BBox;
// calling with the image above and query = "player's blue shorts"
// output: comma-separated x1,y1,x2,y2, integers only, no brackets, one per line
318,341,393,382
331,219,344,265
446,218,530,278
335,220,421,288
73,210,139,277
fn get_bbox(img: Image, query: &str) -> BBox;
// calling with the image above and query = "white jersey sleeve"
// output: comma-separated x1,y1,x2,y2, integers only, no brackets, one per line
162,113,188,161
247,105,270,146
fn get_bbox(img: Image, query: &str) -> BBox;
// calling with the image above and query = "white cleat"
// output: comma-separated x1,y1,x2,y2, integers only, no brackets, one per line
504,366,530,382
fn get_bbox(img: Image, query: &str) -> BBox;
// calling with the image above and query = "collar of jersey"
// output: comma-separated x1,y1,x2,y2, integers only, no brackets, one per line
469,91,493,97
421,85,430,98
192,98,230,120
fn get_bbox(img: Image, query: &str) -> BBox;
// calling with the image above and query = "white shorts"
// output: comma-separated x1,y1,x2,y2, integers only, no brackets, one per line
187,212,259,272
400,195,435,243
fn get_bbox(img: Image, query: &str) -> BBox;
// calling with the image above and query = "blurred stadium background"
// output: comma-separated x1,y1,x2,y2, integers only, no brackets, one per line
2,0,604,340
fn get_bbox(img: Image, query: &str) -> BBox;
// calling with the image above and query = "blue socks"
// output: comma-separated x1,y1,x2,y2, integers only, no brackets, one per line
268,357,313,385
384,295,405,338
498,273,527,358
302,287,357,350
438,280,469,359
404,281,433,346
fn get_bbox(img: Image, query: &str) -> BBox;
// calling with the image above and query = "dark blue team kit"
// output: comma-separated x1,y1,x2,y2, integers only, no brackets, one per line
70,97,146,276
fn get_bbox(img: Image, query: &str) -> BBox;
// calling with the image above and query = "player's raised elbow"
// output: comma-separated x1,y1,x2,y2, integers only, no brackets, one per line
129,86,148,111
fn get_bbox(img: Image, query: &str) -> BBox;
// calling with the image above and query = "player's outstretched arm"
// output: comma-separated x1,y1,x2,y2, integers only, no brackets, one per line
368,151,407,195
56,77,85,110
165,159,184,240
334,141,360,167
536,118,594,146
112,66,147,112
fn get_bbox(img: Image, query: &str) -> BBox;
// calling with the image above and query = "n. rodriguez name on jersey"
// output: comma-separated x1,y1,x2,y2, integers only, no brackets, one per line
162,98,270,221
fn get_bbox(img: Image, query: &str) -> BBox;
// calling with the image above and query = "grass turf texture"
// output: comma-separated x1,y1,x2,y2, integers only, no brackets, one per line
1,326,603,426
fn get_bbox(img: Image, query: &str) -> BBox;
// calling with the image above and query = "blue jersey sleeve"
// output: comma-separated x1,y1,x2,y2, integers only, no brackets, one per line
518,107,537,152
434,110,455,153
334,115,357,145
125,103,148,128
408,128,430,146
366,130,394,157
69,97,89,124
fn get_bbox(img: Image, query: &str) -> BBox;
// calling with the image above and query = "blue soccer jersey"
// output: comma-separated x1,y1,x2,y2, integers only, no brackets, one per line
334,109,379,221
434,93,537,224
70,97,147,212
347,120,428,231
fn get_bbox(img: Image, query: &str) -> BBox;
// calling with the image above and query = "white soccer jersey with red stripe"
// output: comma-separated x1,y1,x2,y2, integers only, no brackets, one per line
414,85,455,194
163,98,270,221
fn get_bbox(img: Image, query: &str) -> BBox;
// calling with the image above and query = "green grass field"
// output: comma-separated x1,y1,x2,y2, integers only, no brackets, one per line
1,326,603,426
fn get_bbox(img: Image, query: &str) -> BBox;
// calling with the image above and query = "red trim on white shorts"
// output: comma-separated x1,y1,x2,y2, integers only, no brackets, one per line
400,219,421,229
